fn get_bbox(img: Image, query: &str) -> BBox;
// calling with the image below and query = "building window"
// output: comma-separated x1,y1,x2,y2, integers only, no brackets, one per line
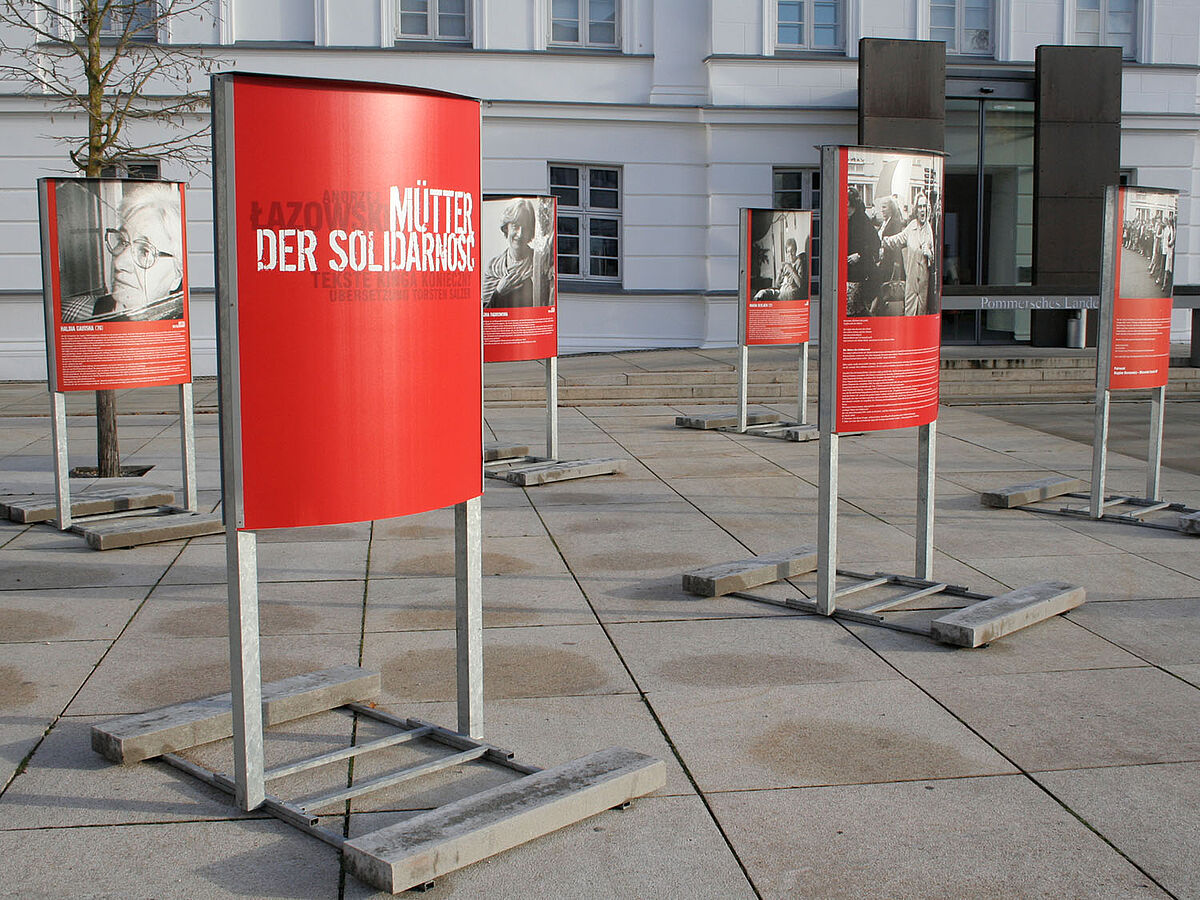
776,0,842,51
773,167,821,295
98,0,158,42
930,0,993,55
550,164,621,281
550,0,619,48
1074,0,1136,59
397,0,471,42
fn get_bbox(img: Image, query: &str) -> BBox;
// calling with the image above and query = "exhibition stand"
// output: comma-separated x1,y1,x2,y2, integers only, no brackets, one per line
684,146,1084,647
91,74,662,895
675,207,817,441
482,195,624,485
983,185,1198,536
2,177,221,548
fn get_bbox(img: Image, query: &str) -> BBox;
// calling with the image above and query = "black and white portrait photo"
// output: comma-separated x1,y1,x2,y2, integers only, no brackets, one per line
748,209,810,303
1120,188,1178,300
54,180,187,324
481,196,556,309
844,150,943,318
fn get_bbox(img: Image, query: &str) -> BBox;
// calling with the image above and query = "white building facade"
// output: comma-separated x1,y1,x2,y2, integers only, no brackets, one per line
1,0,1197,377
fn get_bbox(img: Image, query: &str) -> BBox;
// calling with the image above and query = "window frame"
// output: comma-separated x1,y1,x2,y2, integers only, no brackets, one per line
96,0,160,43
771,0,844,53
1072,0,1138,60
772,166,822,296
929,0,994,57
396,0,472,43
549,163,623,283
548,0,621,50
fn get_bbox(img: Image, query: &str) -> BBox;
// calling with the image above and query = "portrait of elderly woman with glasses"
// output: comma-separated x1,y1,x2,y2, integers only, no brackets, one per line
59,181,185,323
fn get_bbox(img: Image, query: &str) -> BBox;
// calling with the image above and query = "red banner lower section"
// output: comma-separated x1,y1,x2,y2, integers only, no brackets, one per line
1110,297,1171,390
483,306,557,363
836,315,941,432
746,299,809,345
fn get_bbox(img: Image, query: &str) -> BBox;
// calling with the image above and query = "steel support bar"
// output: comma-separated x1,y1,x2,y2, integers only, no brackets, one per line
858,583,948,615
1147,384,1165,501
226,528,265,811
300,746,489,812
179,382,198,512
916,422,936,580
833,575,890,599
1090,389,1111,520
736,344,749,433
728,591,932,636
161,753,343,846
545,356,558,460
798,341,809,426
1091,187,1119,520
816,144,841,617
50,391,71,530
263,726,434,782
455,497,483,739
1124,501,1171,519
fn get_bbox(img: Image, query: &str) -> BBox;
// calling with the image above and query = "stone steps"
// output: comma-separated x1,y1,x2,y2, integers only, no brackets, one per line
484,359,1200,406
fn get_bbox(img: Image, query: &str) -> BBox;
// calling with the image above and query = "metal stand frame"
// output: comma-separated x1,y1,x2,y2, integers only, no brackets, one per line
674,341,817,441
485,355,624,485
3,383,220,548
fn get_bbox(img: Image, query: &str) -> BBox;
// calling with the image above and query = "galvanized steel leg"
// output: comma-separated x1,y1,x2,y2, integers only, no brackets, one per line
798,341,809,426
816,429,838,615
1090,388,1111,519
1146,384,1165,501
455,496,484,738
545,357,558,461
736,344,749,433
226,527,265,811
179,382,198,512
50,391,71,530
916,422,936,580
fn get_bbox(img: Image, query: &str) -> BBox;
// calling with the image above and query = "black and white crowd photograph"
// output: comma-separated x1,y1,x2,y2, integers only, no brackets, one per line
844,150,944,318
1120,188,1177,299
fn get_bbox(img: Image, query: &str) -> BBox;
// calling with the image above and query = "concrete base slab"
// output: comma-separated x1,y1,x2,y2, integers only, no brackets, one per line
343,746,665,894
721,422,818,442
2,484,176,523
484,442,530,462
1179,510,1200,534
91,665,381,764
682,545,819,597
75,511,224,550
980,476,1085,508
486,457,625,486
930,581,1087,648
674,411,782,430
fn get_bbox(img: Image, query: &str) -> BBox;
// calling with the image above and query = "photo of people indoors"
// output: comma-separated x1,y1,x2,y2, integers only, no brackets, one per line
749,209,810,303
845,152,943,318
56,180,186,324
1120,190,1177,300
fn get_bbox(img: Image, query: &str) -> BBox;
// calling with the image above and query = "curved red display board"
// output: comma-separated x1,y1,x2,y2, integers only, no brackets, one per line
835,146,944,433
1109,186,1178,391
215,74,483,530
38,178,192,392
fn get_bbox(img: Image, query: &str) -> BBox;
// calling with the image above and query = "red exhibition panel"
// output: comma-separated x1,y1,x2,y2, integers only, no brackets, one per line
742,208,811,346
481,196,557,363
835,146,944,433
40,179,192,392
226,75,482,529
1109,186,1177,391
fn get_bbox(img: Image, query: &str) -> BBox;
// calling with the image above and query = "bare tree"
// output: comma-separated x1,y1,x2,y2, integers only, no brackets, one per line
0,0,214,477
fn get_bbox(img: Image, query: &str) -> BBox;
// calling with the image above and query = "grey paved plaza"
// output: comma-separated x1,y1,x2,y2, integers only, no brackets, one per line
1,354,1198,899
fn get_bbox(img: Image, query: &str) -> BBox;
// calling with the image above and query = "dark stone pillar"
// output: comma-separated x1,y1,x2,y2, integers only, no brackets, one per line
1032,45,1122,346
858,38,945,152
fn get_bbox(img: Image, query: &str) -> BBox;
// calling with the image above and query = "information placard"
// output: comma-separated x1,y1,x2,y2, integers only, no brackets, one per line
481,196,557,363
215,74,483,530
739,208,812,346
1109,186,1178,391
835,147,944,433
38,178,192,392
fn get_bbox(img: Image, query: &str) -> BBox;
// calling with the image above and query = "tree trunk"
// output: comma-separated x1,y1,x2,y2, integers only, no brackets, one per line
95,390,121,477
